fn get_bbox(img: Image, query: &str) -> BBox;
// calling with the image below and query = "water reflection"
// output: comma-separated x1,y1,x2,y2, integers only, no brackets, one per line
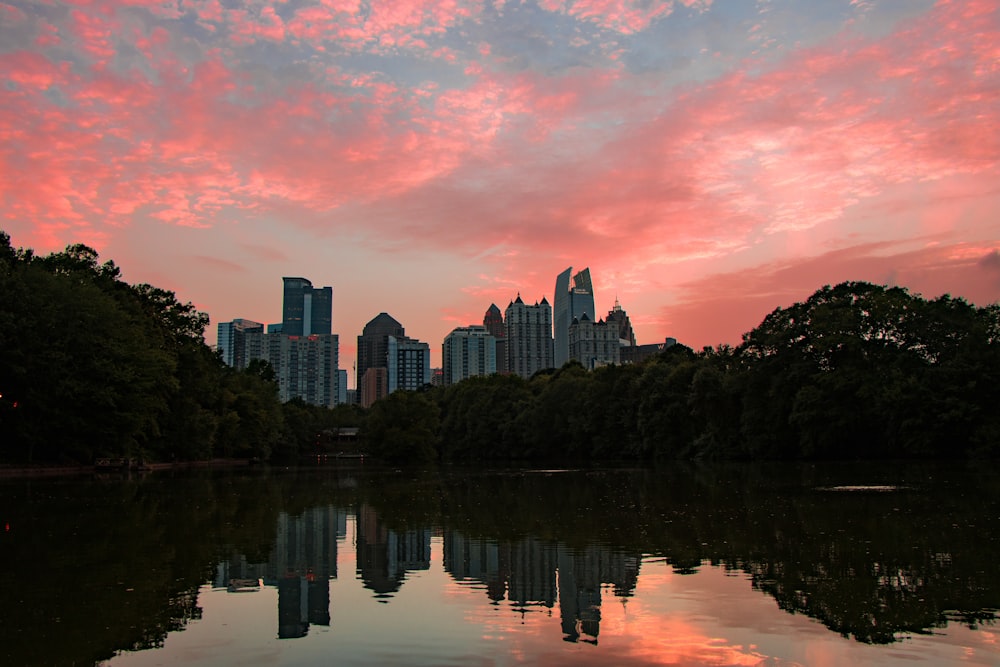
214,505,346,638
442,533,640,644
356,503,431,599
0,463,998,665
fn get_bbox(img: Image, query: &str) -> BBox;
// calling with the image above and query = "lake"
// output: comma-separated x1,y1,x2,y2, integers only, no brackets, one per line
1,462,998,666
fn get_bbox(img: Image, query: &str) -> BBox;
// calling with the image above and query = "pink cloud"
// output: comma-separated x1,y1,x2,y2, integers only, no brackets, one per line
660,240,1000,349
2,0,997,366
539,0,712,34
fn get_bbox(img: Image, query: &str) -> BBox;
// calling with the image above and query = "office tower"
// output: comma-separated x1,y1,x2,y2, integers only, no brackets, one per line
553,267,595,368
568,313,620,369
338,369,348,405
356,312,405,391
483,304,507,374
504,295,554,379
217,318,264,368
387,335,431,393
282,277,332,336
442,325,497,385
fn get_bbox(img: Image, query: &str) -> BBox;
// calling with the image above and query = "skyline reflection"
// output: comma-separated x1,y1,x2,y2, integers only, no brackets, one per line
2,464,999,666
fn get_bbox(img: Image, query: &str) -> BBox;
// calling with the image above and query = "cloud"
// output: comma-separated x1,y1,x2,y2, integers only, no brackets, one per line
2,0,998,368
194,255,248,272
660,239,1000,348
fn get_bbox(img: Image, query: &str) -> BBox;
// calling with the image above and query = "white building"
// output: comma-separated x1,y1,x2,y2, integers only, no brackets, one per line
442,325,497,385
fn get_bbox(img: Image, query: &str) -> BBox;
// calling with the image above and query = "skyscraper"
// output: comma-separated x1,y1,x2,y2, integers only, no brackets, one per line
241,276,340,406
217,318,264,368
553,267,595,368
282,277,332,336
387,335,431,393
483,303,507,374
505,295,554,379
356,312,405,393
605,298,636,347
255,331,340,406
442,325,497,385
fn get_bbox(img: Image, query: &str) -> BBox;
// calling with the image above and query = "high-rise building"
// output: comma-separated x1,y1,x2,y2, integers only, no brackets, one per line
505,295,554,379
282,277,332,336
553,267,595,368
252,332,340,406
387,335,431,393
217,318,264,368
483,304,507,374
241,276,340,406
338,369,348,405
568,313,620,369
442,325,497,385
360,367,388,409
605,298,636,347
356,313,405,391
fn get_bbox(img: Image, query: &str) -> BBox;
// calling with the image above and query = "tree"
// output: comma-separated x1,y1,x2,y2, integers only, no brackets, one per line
363,391,440,464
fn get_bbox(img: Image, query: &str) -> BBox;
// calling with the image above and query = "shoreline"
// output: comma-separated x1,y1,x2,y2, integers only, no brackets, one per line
0,458,255,479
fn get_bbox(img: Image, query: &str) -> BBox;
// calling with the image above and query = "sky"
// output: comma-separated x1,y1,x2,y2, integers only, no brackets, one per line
2,0,998,384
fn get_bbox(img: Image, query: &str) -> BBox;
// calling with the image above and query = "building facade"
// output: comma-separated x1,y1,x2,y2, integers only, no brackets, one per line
356,313,405,392
442,325,497,385
253,332,340,406
238,276,341,407
483,303,507,374
282,277,332,336
504,295,554,379
568,314,620,369
553,267,596,368
217,318,264,368
387,335,432,393
360,366,388,409
605,298,636,348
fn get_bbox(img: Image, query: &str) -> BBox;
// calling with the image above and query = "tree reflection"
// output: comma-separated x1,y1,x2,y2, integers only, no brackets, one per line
0,463,997,665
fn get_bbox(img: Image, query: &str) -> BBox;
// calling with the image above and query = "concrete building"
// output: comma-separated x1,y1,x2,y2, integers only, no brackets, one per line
505,295,554,379
568,313,620,369
554,267,596,368
251,332,340,406
605,298,636,348
442,325,497,385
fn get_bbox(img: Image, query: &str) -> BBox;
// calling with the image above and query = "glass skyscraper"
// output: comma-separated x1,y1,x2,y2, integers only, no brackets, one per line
282,277,332,336
553,267,595,368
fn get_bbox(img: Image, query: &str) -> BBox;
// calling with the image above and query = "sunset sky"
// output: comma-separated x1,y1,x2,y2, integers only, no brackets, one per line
2,0,998,383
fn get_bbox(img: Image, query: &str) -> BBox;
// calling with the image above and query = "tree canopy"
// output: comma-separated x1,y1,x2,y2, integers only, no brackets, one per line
0,232,359,465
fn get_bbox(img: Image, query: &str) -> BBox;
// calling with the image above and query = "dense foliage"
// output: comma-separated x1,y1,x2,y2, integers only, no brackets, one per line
364,281,1000,462
0,232,360,465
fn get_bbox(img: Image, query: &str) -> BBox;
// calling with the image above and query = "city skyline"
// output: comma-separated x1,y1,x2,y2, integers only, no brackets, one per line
2,1,998,380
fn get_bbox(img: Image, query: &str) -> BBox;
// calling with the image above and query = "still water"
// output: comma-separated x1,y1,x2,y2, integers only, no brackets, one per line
1,463,998,666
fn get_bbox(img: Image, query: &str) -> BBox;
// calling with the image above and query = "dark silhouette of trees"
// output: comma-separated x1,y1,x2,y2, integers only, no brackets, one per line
364,281,1000,463
0,232,357,465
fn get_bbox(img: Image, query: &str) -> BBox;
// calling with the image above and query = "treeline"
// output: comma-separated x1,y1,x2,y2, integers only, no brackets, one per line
364,281,1000,462
4,233,998,465
0,233,360,465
